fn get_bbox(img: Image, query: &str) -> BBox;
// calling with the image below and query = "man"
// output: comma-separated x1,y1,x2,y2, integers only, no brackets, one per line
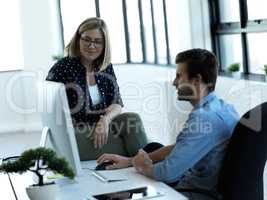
97,49,239,199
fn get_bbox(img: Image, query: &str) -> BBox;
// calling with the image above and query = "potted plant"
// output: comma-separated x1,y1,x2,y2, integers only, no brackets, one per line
52,54,64,61
0,147,75,200
228,62,241,79
263,64,267,81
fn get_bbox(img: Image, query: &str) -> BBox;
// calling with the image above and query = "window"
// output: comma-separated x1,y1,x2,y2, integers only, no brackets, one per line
218,0,240,23
153,0,167,64
141,0,155,63
219,35,242,71
165,0,191,64
126,0,143,62
60,0,191,66
247,33,267,74
0,0,24,71
61,0,96,46
210,0,267,77
247,0,267,20
99,0,127,63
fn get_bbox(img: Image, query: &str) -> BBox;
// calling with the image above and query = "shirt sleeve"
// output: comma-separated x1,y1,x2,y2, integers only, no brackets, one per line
105,64,124,107
153,113,216,183
46,58,68,83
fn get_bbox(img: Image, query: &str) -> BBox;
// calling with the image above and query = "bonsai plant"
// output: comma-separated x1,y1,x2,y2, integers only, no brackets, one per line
228,62,240,79
0,147,75,200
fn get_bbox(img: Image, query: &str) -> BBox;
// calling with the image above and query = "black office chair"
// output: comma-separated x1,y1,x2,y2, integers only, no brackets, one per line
176,102,267,200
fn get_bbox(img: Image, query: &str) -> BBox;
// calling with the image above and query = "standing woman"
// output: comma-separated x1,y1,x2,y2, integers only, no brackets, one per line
46,17,148,160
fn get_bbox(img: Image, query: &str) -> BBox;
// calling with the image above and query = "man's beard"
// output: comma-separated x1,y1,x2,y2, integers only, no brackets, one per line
177,85,198,101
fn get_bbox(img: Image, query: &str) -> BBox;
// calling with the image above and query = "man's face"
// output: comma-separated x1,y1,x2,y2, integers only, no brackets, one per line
172,63,196,101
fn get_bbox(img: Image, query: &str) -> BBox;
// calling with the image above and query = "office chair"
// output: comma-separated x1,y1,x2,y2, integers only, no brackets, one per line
176,102,267,200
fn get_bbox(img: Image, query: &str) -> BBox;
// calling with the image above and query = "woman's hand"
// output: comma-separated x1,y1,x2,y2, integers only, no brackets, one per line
91,116,109,149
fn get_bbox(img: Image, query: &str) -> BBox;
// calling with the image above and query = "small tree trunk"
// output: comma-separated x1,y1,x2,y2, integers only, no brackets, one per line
36,171,44,186
36,156,44,186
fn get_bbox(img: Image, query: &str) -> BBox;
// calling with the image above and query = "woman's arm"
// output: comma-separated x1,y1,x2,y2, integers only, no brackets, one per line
91,104,122,149
102,104,122,123
92,65,123,149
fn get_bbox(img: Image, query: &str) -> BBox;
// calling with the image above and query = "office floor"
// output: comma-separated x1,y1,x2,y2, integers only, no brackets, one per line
0,132,266,199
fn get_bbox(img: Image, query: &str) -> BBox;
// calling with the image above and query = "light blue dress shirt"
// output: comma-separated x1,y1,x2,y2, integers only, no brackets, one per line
153,92,239,198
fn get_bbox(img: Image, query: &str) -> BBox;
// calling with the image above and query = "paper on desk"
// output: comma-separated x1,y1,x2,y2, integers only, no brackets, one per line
92,169,129,182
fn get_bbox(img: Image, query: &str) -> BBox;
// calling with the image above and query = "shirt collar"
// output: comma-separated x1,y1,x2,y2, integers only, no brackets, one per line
193,92,216,110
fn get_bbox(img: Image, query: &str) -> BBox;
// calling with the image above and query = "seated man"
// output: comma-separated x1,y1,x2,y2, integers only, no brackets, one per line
97,49,240,199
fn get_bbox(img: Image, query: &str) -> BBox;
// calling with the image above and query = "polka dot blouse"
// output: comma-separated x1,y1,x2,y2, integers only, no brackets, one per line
46,57,123,126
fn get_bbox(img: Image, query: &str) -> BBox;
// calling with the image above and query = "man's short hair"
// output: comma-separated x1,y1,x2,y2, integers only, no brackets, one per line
175,48,218,92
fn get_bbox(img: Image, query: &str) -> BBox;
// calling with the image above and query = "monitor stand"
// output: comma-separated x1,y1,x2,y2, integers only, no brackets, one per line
39,126,83,176
39,127,59,153
40,126,50,147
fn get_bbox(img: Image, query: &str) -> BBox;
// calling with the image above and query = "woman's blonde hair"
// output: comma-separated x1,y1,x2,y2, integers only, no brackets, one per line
66,17,111,71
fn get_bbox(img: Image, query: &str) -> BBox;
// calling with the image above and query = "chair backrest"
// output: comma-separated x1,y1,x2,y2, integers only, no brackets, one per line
219,102,267,200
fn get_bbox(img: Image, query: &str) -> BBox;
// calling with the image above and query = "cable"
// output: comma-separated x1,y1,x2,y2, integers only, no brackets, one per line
7,172,18,200
1,156,20,200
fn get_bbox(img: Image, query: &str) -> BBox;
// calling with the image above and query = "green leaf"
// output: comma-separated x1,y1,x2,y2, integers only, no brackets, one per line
228,63,240,72
263,64,267,75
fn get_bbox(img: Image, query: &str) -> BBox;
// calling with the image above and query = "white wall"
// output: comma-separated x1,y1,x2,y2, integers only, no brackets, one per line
0,0,61,134
0,72,25,133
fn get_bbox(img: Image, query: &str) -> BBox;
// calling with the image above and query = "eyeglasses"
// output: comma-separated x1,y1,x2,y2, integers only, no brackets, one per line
80,37,104,48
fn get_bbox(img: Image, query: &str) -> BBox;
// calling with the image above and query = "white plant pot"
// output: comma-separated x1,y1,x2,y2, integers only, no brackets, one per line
232,71,241,79
26,183,59,200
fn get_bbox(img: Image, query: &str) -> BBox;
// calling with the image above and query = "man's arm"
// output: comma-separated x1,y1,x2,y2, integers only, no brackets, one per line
97,154,132,169
152,114,216,183
97,144,175,170
132,150,154,178
133,113,221,183
148,145,175,163
130,145,175,179
132,132,212,182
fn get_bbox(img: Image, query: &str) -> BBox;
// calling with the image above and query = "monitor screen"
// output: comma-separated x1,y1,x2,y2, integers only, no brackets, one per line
38,81,82,176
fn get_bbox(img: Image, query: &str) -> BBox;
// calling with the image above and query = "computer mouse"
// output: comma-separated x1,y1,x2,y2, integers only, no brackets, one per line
95,161,114,170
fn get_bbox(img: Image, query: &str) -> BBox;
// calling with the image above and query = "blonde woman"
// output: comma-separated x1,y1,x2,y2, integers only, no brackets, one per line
46,18,148,160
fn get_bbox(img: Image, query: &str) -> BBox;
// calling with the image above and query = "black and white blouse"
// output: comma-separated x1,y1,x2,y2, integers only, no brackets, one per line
46,57,123,126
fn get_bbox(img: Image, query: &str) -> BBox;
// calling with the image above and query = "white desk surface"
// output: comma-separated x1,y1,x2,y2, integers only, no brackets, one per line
2,161,187,200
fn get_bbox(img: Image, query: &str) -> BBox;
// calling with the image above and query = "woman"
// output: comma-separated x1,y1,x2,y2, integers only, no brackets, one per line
46,17,148,160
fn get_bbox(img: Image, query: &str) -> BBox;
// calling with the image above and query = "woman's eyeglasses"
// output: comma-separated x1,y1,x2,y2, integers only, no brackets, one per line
80,37,104,48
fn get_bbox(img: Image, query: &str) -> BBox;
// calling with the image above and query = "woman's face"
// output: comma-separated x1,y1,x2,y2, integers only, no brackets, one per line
79,28,104,63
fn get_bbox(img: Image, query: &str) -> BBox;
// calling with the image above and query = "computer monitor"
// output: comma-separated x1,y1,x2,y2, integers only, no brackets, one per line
37,81,82,176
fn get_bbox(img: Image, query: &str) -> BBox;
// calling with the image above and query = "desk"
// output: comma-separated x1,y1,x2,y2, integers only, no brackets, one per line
2,161,187,200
